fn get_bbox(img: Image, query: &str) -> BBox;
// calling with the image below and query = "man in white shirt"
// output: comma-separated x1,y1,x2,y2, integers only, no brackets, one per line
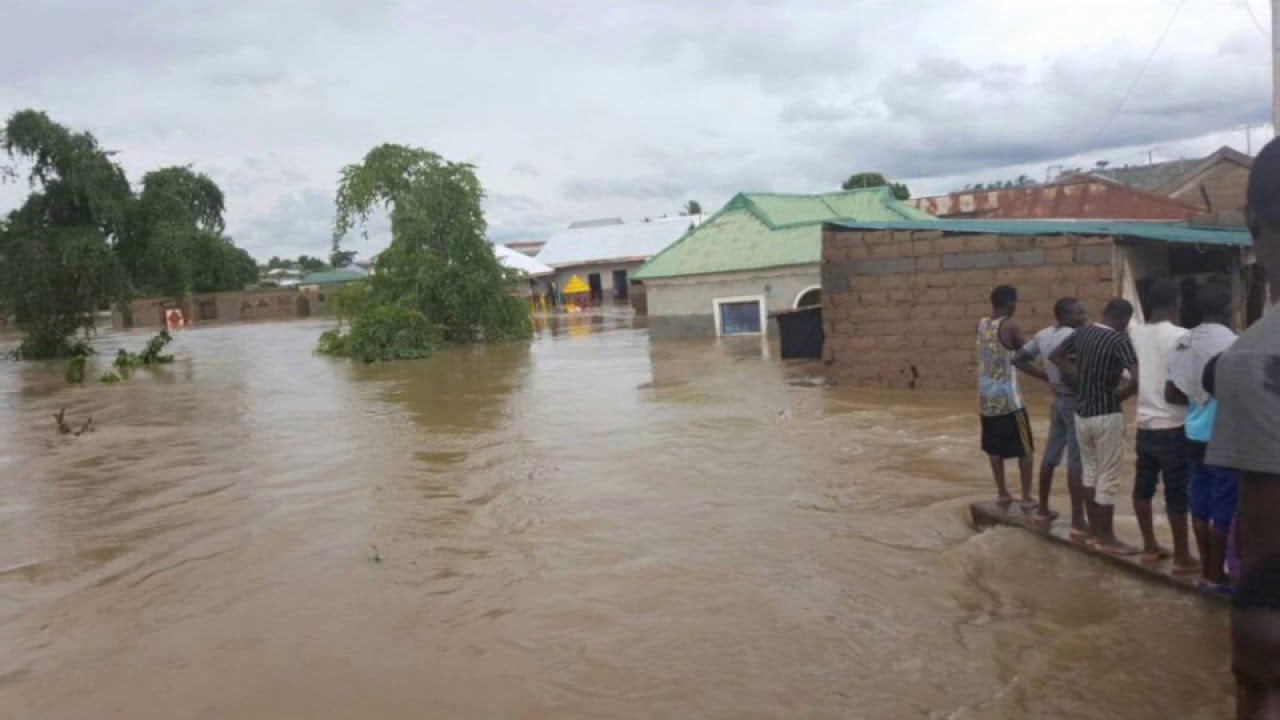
1129,278,1194,571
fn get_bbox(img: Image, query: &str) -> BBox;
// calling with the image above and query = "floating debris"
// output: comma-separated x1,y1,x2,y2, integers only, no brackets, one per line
53,409,94,437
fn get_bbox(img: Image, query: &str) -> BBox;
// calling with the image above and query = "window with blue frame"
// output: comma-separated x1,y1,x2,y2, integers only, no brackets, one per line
718,300,762,335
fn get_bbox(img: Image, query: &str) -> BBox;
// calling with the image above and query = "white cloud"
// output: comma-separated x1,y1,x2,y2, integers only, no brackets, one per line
0,0,1271,259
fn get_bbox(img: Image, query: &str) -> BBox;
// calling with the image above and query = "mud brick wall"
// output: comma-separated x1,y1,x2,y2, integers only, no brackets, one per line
821,229,1117,390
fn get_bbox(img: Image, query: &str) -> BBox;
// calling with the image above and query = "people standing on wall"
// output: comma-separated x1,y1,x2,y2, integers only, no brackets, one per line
1050,298,1140,556
1167,283,1239,590
976,285,1036,509
1014,297,1088,529
1129,278,1195,572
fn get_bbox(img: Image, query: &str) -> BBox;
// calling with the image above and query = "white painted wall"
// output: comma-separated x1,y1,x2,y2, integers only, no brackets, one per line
644,265,820,335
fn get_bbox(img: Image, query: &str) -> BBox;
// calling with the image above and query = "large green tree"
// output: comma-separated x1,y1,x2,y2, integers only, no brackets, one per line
321,143,530,362
841,171,911,200
0,110,131,357
0,110,258,358
119,165,254,295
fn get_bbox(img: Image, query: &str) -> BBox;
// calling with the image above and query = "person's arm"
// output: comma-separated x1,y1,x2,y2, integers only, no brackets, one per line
1049,334,1078,381
1013,336,1049,383
1114,337,1140,403
1164,380,1189,406
1000,318,1028,351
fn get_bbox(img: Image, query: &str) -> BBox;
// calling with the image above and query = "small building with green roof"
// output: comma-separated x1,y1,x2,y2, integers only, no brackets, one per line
633,188,930,337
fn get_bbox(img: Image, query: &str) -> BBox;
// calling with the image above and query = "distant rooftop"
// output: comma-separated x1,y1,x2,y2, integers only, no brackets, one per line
634,188,930,280
567,218,624,229
536,216,691,268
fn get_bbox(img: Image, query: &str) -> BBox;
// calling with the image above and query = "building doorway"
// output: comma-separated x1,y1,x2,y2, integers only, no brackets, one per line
794,286,821,308
612,270,629,301
588,273,603,304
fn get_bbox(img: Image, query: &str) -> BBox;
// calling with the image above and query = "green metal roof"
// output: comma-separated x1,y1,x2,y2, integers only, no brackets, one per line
298,268,368,285
634,188,930,280
826,219,1253,247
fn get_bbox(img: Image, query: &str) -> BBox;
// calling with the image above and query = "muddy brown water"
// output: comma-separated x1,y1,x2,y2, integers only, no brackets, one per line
0,316,1231,718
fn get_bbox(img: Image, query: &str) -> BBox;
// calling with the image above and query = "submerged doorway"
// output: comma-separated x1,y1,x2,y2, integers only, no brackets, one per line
588,273,603,303
612,270,629,301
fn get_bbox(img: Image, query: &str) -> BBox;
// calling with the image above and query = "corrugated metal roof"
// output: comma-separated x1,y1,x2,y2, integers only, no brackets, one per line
494,243,553,276
913,175,1201,221
535,216,690,268
298,268,368,285
634,188,930,280
825,218,1252,247
980,175,1201,220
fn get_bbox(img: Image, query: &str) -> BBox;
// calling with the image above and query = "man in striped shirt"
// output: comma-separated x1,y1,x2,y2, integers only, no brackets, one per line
1051,299,1140,556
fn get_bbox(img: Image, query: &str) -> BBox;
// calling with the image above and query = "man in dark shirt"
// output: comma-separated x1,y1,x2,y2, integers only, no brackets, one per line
1050,298,1140,556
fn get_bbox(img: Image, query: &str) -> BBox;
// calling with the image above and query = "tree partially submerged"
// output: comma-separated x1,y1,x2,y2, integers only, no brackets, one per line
0,110,131,358
319,144,531,362
0,110,258,358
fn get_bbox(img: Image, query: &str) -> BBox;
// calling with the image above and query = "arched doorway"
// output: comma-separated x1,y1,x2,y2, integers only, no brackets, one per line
793,286,821,308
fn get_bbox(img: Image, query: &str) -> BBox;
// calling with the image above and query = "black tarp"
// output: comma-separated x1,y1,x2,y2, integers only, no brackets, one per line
774,305,824,359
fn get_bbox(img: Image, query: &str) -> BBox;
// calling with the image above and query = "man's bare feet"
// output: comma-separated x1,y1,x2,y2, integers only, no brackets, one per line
1019,498,1038,511
1141,547,1172,565
997,493,1014,506
1171,559,1201,575
1096,541,1140,557
1035,510,1059,523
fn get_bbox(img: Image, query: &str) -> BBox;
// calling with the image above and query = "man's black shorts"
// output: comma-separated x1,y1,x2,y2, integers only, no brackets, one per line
981,408,1034,459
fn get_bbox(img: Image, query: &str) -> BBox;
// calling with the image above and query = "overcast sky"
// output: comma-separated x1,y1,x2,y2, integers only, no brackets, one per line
0,0,1271,261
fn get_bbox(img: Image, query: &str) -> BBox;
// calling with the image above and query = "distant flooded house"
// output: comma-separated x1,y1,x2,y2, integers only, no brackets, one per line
296,268,368,292
819,219,1255,390
115,288,327,329
534,216,690,308
633,188,930,338
493,243,553,301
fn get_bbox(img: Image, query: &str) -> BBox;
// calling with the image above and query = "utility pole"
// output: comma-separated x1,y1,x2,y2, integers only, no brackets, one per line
1273,0,1279,137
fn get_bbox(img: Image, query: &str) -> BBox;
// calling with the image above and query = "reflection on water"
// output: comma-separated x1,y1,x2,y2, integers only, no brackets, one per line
0,318,1231,718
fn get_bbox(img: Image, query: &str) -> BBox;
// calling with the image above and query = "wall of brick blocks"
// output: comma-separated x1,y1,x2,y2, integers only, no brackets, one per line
821,229,1118,390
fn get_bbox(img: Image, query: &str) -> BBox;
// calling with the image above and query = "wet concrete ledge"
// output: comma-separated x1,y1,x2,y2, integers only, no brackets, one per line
969,501,1229,604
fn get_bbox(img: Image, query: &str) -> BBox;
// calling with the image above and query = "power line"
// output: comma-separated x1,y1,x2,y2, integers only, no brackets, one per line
1084,0,1189,151
1242,0,1268,36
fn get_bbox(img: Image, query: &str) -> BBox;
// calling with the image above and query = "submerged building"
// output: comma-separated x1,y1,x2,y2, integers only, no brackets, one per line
819,219,1256,390
633,188,930,337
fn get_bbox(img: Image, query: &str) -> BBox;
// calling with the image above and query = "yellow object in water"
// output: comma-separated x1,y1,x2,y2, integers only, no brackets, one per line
561,274,590,294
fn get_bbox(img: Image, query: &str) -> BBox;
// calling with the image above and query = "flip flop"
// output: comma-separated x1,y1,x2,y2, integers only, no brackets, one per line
1019,499,1039,511
1096,542,1140,557
1034,511,1060,523
1068,527,1091,540
1195,579,1233,595
1141,548,1172,565
1171,562,1201,576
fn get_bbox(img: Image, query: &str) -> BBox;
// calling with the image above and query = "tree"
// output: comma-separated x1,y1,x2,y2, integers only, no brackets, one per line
297,255,328,273
682,200,702,216
319,143,531,361
0,110,259,358
841,171,910,200
0,110,131,358
118,165,252,296
330,249,357,268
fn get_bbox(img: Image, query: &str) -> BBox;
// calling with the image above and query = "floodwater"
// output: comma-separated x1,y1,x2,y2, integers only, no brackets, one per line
0,315,1231,719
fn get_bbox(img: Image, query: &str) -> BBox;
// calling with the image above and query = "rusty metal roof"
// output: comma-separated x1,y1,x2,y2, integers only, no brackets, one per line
826,219,1252,248
912,175,1201,221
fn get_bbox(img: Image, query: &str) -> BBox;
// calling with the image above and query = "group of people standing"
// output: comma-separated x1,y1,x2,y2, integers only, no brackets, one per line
975,137,1280,716
977,279,1238,588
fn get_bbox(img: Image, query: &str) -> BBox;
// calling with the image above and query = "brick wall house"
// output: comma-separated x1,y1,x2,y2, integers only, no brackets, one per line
820,220,1253,390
